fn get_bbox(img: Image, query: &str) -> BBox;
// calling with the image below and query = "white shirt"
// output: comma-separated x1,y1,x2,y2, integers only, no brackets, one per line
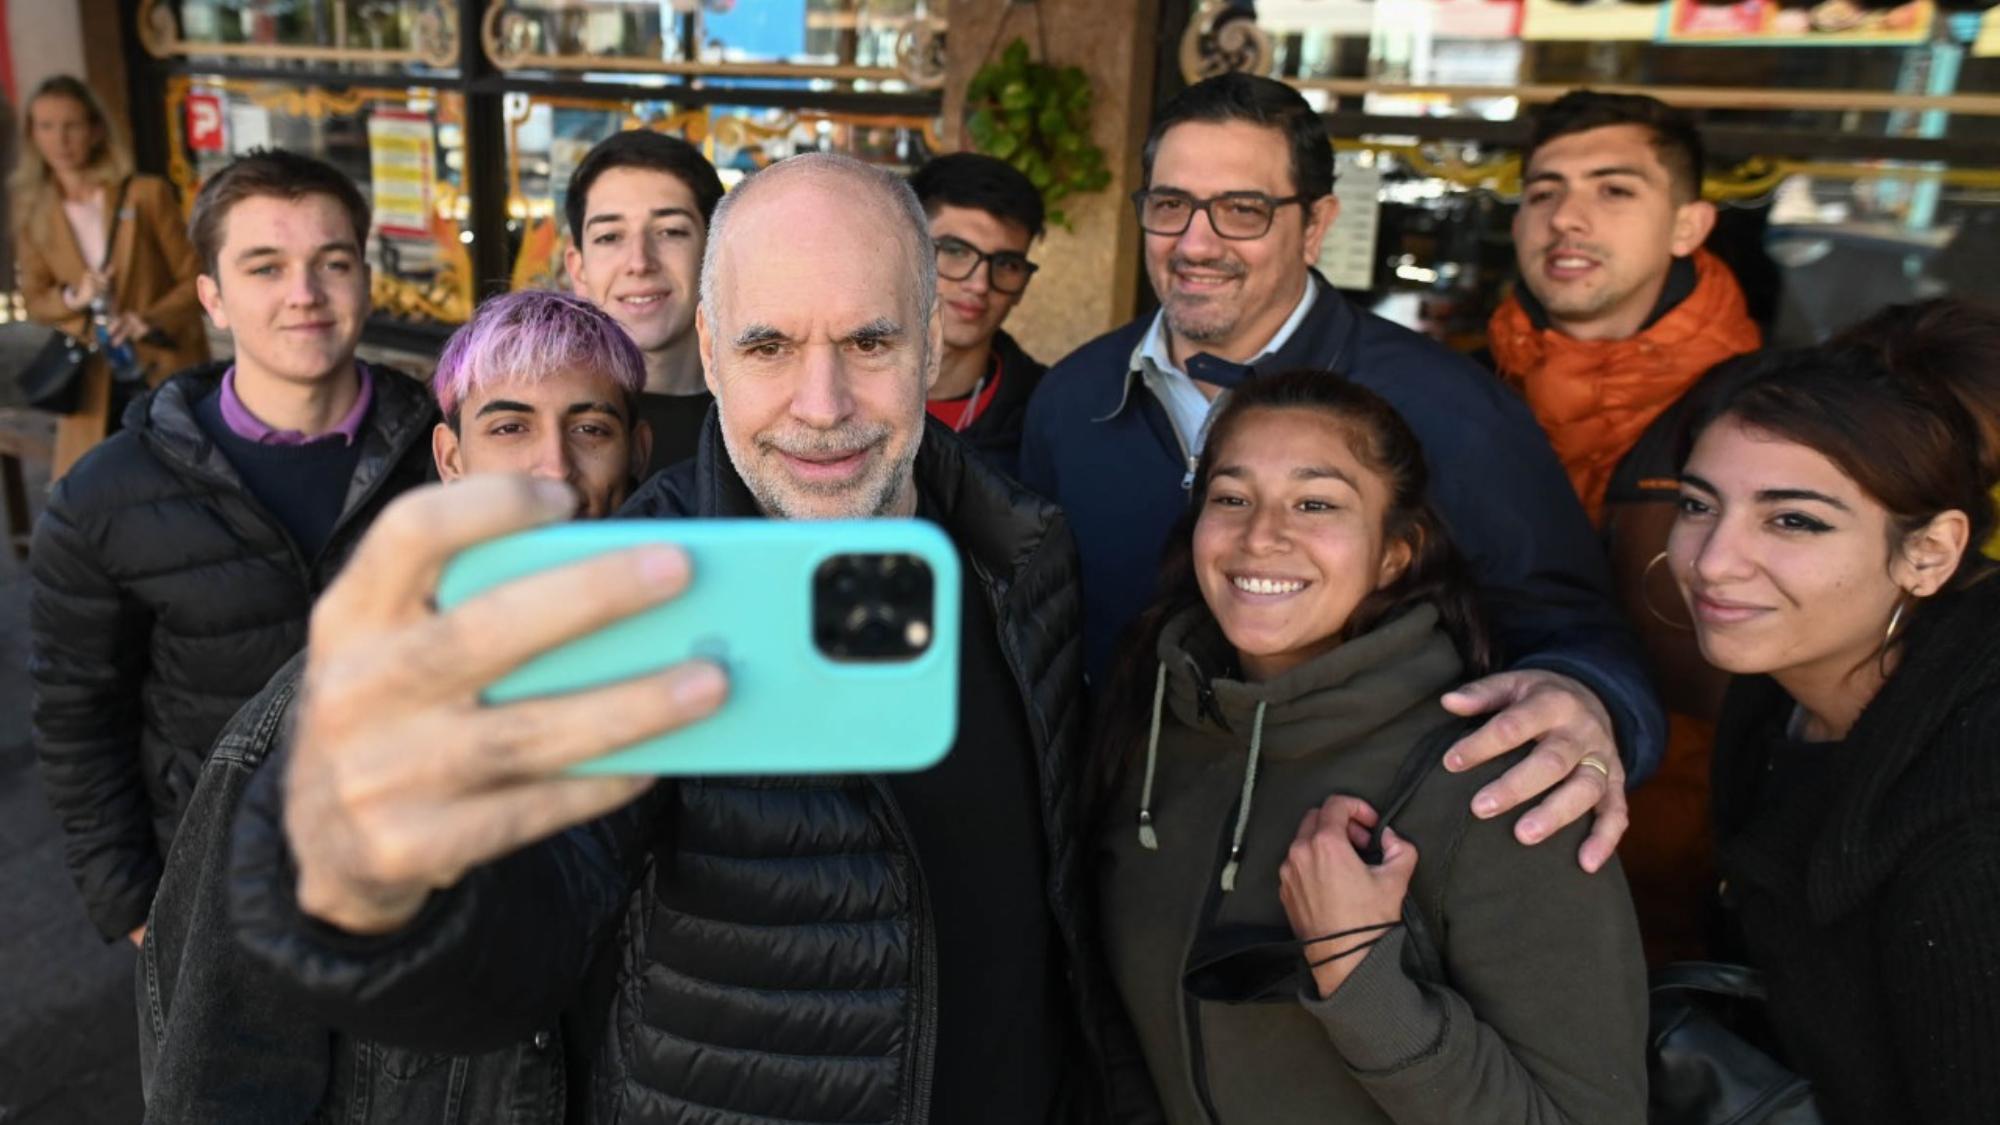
1129,278,1319,459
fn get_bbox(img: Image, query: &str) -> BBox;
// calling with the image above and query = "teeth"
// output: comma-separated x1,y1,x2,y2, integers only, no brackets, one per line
1233,576,1305,596
620,294,665,307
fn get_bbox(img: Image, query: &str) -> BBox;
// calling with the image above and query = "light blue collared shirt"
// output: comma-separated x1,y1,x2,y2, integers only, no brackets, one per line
1128,278,1319,459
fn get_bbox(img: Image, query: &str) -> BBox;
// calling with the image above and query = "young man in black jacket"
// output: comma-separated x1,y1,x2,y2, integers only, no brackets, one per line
139,290,654,1125
909,152,1048,478
1018,73,1663,872
28,150,436,946
563,130,724,480
226,154,1154,1125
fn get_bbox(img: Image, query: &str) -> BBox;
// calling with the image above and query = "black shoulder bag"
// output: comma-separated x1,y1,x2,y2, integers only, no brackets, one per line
16,178,132,414
1649,960,1825,1125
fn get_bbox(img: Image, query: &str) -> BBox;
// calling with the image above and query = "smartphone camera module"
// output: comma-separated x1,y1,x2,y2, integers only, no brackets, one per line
814,553,937,662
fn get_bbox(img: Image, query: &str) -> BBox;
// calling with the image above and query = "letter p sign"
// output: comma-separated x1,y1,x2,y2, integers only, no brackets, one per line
187,94,225,153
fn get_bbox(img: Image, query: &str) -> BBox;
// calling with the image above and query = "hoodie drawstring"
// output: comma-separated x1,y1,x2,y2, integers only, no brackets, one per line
1136,662,1166,850
1219,701,1268,893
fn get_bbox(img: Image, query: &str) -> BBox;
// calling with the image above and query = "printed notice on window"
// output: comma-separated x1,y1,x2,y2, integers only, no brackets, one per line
368,110,435,242
1318,155,1383,292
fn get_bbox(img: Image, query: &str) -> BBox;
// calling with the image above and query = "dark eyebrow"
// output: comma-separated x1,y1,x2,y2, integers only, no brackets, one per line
1757,488,1851,512
474,399,532,418
1525,165,1654,188
565,400,628,422
845,318,903,345
1677,473,1853,512
584,206,697,229
1293,464,1359,487
733,324,790,348
234,240,357,264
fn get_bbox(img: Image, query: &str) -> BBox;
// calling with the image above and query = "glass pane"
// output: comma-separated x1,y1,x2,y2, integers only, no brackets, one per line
158,0,459,77
167,76,475,326
484,0,941,90
502,93,938,292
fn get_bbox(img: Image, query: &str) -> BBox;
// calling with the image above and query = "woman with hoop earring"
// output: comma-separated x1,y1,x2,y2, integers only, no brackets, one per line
1662,344,2000,1123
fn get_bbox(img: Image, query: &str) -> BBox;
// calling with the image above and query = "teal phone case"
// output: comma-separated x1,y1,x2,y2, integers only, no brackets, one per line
435,519,961,776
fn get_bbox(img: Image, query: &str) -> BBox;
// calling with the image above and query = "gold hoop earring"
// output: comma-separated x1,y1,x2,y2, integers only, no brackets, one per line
1877,596,1911,679
1642,551,1694,633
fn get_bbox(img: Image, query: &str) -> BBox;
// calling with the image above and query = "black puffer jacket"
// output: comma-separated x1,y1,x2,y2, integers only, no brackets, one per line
228,416,1157,1124
30,361,435,940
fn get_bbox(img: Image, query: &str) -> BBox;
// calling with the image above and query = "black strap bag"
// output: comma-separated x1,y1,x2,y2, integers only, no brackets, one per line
14,178,131,414
1649,961,1825,1125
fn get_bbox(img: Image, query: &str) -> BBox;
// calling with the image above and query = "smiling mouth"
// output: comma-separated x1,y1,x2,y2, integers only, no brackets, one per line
616,292,670,311
1691,593,1770,624
1231,575,1309,596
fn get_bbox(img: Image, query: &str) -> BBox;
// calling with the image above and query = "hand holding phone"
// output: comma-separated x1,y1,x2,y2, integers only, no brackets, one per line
279,478,726,936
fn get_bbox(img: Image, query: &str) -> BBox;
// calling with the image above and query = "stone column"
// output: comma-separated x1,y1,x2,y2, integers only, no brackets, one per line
941,0,1159,363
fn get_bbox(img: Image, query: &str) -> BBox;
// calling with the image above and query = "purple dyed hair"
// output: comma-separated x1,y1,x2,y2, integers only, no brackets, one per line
432,289,648,426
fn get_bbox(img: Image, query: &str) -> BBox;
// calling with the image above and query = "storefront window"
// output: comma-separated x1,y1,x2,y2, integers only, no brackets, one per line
167,76,476,325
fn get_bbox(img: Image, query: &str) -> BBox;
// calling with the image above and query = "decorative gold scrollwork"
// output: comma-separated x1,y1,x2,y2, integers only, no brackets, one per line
137,0,458,69
1180,0,1272,84
895,15,949,91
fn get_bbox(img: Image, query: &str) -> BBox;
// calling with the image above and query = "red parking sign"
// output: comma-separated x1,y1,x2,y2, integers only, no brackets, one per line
186,93,225,153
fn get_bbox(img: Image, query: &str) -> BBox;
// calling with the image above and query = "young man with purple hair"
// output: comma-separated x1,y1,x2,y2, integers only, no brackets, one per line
136,290,649,1124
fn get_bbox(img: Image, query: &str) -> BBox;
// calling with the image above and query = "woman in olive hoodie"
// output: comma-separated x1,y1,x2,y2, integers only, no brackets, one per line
1095,371,1648,1125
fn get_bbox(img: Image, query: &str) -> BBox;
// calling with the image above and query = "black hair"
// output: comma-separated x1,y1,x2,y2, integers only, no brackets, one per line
1091,370,1492,809
1525,90,1706,203
908,152,1045,240
1142,72,1334,201
564,130,725,244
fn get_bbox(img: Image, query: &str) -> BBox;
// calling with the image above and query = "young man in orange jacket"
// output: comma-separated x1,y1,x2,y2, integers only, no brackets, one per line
1489,90,1762,963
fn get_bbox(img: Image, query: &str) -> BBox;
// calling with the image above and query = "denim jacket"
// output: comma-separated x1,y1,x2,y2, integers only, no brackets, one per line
138,654,566,1124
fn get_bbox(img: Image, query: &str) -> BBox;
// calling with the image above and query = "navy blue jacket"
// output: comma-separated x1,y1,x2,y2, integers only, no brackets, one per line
1019,274,1664,778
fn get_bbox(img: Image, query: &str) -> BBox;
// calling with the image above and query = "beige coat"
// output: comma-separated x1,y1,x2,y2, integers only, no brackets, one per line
16,173,208,476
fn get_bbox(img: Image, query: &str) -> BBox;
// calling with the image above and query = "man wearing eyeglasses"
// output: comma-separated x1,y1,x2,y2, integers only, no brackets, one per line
1020,73,1667,875
909,153,1046,477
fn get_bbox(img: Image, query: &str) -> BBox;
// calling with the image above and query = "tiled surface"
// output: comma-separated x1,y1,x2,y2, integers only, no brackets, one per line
0,340,144,1123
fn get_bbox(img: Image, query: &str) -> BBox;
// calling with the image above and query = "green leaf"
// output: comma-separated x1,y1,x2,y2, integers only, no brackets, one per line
1000,81,1033,111
1083,168,1112,192
989,131,1021,160
968,71,995,101
1037,105,1066,137
1060,66,1088,95
1046,182,1071,203
1006,109,1032,134
1028,162,1054,190
1002,39,1030,71
967,108,996,147
1048,208,1069,229
1055,130,1084,156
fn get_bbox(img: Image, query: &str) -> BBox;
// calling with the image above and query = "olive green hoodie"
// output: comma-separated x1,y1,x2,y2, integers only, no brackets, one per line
1098,603,1647,1125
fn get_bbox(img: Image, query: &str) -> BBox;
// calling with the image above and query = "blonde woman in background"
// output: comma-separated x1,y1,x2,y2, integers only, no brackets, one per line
11,75,206,476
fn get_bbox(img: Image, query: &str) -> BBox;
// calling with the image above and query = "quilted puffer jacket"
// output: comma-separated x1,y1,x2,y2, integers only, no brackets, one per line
228,416,1160,1124
30,361,436,939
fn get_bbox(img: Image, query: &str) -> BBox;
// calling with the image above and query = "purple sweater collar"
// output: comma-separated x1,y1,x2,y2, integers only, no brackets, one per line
218,363,375,446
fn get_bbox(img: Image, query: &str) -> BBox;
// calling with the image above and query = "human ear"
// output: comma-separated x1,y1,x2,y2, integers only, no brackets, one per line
196,274,228,331
1301,195,1340,266
1894,509,1972,598
1378,526,1419,590
432,421,465,482
1670,200,1717,258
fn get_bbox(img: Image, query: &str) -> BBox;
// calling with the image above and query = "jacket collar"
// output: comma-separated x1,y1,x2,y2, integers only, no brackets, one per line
1514,254,1699,335
131,359,436,511
1092,270,1359,423
1154,601,1462,759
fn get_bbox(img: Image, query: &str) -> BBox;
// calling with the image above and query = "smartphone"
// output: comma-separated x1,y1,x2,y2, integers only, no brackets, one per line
435,519,961,776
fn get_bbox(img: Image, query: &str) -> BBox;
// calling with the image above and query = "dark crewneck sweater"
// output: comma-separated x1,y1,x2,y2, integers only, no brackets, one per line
193,390,365,561
1712,577,2000,1125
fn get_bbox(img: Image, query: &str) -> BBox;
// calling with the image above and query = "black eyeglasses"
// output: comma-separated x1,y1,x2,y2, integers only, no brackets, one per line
1132,189,1309,240
933,235,1039,295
